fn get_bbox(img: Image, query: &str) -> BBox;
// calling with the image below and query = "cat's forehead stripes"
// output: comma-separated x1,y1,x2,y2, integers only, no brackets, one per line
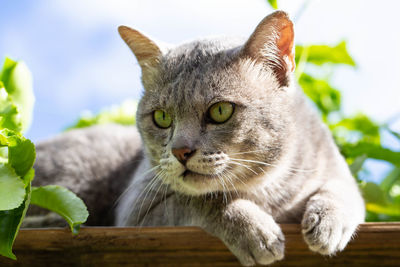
142,39,241,116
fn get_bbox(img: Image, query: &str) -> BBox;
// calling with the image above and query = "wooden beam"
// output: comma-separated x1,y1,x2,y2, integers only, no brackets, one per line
1,223,399,266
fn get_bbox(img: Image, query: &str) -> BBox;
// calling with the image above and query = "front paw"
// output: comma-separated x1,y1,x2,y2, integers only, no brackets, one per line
302,200,358,255
223,219,285,266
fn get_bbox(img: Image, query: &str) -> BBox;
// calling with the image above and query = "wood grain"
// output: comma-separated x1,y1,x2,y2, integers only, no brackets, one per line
0,223,399,266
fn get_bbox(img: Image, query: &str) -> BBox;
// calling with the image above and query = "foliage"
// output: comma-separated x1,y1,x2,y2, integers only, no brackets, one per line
0,58,88,260
30,186,88,234
67,99,137,130
0,58,34,133
295,42,400,222
267,0,278,9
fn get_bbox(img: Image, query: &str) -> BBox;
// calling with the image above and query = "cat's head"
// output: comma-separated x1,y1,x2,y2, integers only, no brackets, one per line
119,11,296,196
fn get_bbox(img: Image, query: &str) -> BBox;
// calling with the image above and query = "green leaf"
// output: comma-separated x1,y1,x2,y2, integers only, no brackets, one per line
0,183,31,260
349,154,367,176
67,99,137,130
332,114,380,137
0,129,36,178
385,127,400,141
295,41,356,66
30,185,88,234
0,58,35,133
22,168,35,187
360,182,387,205
0,164,25,211
380,167,400,194
331,114,381,145
360,182,400,219
0,128,19,147
341,142,400,166
389,180,400,199
298,73,341,115
0,58,17,88
267,0,278,9
8,138,35,178
366,202,400,217
0,87,22,132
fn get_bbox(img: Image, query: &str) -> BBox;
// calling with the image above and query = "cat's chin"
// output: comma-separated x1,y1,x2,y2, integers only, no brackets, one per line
182,170,216,179
171,170,222,196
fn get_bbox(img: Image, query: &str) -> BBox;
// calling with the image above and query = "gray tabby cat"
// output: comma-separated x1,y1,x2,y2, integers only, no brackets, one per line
30,11,364,266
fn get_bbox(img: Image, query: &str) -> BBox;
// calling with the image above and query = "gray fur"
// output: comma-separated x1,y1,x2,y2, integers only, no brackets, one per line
27,124,142,226
30,11,364,266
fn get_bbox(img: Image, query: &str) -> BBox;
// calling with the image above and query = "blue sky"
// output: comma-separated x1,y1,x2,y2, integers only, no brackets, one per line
1,0,400,181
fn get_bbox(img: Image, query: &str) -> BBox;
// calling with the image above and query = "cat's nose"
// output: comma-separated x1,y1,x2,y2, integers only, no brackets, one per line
172,147,195,165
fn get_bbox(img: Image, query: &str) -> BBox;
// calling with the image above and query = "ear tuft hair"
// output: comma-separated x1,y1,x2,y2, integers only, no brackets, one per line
241,11,295,87
118,26,162,84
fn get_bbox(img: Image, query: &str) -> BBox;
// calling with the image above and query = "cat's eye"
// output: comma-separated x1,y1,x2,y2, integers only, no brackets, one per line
153,110,172,128
208,102,235,124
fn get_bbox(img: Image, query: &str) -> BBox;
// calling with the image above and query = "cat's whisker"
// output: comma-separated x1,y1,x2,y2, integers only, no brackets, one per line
220,172,234,202
115,168,162,225
230,157,317,173
222,169,240,198
224,167,247,189
140,174,167,227
228,160,258,175
162,182,170,218
136,170,165,225
215,174,228,204
114,165,161,207
228,150,266,156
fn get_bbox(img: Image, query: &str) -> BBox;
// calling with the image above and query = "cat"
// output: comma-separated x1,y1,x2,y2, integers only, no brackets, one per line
29,11,364,266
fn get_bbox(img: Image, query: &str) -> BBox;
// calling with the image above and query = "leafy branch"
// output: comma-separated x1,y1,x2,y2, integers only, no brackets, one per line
0,58,89,260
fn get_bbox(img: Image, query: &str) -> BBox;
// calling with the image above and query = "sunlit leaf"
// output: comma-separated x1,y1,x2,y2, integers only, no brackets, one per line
385,127,400,141
360,182,387,205
380,167,400,194
0,58,35,133
31,185,88,234
0,87,21,132
0,184,31,260
341,142,400,166
8,138,35,178
0,129,36,178
295,41,356,66
267,0,278,9
389,182,400,201
22,168,35,187
332,114,380,137
67,99,137,130
0,164,25,211
331,114,381,145
366,203,400,217
349,154,367,176
298,73,341,115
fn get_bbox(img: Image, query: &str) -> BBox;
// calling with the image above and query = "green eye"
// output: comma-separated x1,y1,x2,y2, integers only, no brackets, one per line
153,110,172,128
208,102,234,123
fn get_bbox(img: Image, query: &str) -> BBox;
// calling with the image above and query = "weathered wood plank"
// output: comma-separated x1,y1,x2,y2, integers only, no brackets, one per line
1,223,399,266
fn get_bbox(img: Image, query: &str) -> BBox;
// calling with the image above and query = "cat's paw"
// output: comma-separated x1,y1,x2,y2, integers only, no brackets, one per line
301,200,357,255
224,220,285,266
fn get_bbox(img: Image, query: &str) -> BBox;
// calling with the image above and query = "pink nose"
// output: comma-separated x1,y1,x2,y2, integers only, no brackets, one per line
172,148,195,164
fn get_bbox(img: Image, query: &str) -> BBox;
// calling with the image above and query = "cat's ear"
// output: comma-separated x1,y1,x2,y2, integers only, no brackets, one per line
241,11,295,87
118,26,162,83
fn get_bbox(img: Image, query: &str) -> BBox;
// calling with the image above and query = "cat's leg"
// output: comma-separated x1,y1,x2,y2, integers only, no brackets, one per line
192,198,285,266
301,177,365,255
